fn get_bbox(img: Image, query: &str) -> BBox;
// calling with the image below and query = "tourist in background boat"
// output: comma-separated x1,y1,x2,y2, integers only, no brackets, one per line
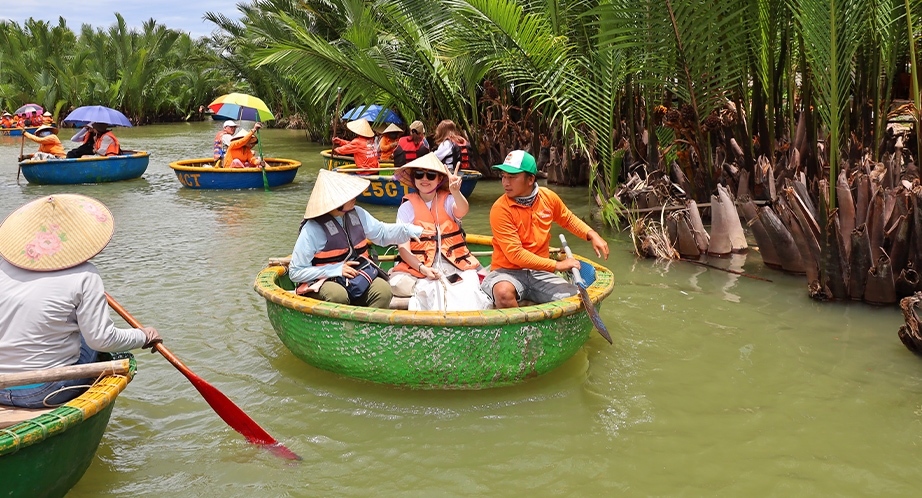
377,123,402,162
482,150,610,309
213,120,237,163
333,118,378,170
0,112,12,128
389,153,489,311
432,119,471,173
28,113,43,127
223,122,263,168
0,194,161,409
12,114,24,128
21,125,66,160
393,120,430,167
42,111,53,125
290,169,425,309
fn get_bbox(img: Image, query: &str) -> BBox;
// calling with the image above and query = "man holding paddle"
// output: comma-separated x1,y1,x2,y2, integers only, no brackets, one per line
0,194,161,408
482,150,609,308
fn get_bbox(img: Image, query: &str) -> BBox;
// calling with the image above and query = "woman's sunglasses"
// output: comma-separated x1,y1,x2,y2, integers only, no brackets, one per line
413,170,440,181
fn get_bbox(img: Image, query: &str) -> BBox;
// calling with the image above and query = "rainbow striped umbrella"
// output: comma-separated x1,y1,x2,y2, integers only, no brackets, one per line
208,93,274,122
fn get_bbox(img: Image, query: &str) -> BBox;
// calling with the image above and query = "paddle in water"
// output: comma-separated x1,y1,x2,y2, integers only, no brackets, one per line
255,124,270,192
559,234,613,344
105,293,300,460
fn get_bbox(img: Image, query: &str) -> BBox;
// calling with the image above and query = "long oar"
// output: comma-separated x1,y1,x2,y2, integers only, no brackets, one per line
559,234,612,344
255,125,270,192
105,293,300,461
16,133,25,184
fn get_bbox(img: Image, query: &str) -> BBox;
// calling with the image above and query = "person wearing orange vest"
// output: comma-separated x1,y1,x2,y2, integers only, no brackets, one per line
376,123,402,162
432,119,471,173
393,120,430,167
481,150,610,309
22,125,66,160
28,113,42,127
223,122,263,168
213,120,237,161
289,170,425,308
0,112,12,128
42,112,53,125
333,118,379,170
91,123,121,156
12,114,24,128
388,154,486,309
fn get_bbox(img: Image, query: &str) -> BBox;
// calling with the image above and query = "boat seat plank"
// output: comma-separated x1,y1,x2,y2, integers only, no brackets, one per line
0,405,55,429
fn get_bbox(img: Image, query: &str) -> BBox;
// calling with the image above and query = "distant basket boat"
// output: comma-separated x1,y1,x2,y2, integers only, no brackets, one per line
19,152,150,185
0,126,42,137
320,150,482,206
254,234,614,389
168,158,301,189
0,354,135,498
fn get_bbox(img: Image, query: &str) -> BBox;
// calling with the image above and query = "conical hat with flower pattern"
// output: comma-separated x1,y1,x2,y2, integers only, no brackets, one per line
0,194,114,271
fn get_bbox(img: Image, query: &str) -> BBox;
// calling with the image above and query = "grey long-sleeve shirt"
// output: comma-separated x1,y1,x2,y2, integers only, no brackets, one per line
0,260,146,374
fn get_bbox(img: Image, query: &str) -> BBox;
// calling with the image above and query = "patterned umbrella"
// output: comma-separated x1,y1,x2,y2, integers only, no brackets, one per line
342,105,403,125
14,103,43,116
208,93,274,122
62,106,133,127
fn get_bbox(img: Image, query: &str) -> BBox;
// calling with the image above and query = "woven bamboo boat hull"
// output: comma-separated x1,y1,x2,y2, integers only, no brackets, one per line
168,157,301,189
19,152,150,185
321,150,481,206
254,235,614,389
0,353,135,498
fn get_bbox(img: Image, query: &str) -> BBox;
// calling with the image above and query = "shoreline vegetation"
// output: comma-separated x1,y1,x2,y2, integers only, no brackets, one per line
5,1,922,308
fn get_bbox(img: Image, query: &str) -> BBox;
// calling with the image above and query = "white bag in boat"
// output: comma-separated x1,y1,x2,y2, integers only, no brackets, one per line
409,270,491,311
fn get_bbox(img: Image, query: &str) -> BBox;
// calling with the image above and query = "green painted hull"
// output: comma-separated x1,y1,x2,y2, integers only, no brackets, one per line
0,354,135,498
255,235,614,389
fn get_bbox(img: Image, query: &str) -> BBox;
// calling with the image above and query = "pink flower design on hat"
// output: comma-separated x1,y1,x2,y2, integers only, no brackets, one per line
23,243,43,262
82,202,109,223
32,230,63,255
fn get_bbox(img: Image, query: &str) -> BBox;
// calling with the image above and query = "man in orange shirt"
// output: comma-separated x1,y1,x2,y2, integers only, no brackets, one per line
481,150,609,308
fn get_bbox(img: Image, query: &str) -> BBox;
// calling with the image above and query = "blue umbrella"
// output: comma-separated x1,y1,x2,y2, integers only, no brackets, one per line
62,106,133,127
342,105,403,125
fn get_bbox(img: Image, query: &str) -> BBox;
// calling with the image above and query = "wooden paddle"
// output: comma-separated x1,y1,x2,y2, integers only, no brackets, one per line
254,125,270,192
16,134,25,184
559,234,612,344
105,293,300,461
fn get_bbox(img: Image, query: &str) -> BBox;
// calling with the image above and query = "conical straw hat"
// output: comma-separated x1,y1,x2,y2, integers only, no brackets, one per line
393,153,450,189
345,118,374,138
0,194,114,271
382,123,403,134
303,169,371,219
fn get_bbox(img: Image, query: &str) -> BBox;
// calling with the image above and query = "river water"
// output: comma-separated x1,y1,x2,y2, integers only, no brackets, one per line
1,121,919,496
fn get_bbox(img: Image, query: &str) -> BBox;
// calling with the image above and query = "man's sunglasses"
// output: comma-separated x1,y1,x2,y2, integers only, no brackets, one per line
414,170,440,181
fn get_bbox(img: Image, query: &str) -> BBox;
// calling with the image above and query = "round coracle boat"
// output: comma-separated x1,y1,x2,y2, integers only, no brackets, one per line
254,234,614,389
0,353,136,498
168,157,301,189
0,125,41,137
18,152,150,185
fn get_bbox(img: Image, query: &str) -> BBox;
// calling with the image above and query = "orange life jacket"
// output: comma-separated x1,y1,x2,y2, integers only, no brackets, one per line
0,117,10,128
42,116,53,125
392,191,478,277
94,131,121,156
308,211,370,271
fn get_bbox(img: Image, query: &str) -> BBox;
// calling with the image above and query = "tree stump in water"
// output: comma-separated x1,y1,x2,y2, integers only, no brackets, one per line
898,292,922,355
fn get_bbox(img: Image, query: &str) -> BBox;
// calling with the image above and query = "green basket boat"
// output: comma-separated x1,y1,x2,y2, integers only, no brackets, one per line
254,234,614,390
0,353,135,498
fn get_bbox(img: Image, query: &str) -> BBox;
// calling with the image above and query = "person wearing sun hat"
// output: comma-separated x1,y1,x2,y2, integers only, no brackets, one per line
42,111,53,125
22,124,66,160
481,150,610,309
333,118,379,170
224,121,263,168
213,120,238,162
289,169,425,308
393,120,430,168
376,123,403,162
0,112,12,128
387,153,486,308
0,194,161,408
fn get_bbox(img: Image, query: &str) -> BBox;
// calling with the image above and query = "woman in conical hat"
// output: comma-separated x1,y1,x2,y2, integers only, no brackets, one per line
22,124,66,160
289,169,425,308
0,194,161,408
376,123,403,162
332,118,379,170
224,122,263,168
388,154,487,310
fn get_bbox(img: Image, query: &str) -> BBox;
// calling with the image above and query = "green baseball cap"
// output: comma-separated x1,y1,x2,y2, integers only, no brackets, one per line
492,150,537,175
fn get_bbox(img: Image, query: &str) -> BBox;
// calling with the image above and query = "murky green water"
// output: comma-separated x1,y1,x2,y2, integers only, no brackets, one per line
1,122,919,496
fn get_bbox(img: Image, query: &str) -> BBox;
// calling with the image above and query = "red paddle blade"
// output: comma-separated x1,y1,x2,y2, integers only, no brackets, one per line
176,363,301,460
578,284,613,344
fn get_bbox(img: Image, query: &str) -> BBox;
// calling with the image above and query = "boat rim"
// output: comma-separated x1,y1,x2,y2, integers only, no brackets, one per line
20,151,150,165
169,157,301,173
254,234,615,327
0,354,136,457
